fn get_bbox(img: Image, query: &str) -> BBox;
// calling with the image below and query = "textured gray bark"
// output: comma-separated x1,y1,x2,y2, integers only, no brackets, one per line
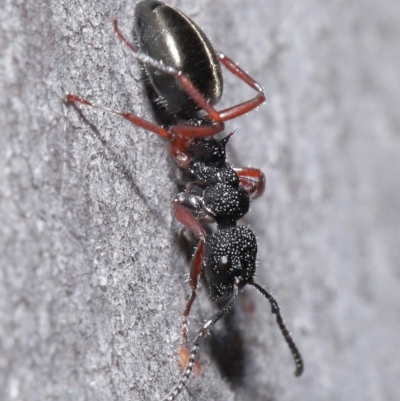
1,0,399,400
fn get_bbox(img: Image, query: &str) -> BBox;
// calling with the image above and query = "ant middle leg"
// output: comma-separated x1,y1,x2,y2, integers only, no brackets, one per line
235,167,266,200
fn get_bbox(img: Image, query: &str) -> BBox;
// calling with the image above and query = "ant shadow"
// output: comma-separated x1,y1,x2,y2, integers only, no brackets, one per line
207,307,246,387
67,102,169,227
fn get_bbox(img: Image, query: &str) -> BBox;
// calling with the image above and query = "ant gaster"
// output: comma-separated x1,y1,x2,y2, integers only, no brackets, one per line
65,1,304,400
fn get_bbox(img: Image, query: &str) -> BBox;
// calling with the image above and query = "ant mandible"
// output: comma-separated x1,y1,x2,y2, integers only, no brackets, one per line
65,1,304,400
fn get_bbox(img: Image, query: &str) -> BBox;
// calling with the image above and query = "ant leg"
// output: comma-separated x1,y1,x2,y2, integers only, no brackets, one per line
181,240,204,344
112,18,139,53
172,198,205,242
204,53,266,122
172,199,206,345
250,281,304,377
163,280,240,401
235,167,266,200
64,93,198,171
113,20,225,138
64,94,170,139
176,239,204,376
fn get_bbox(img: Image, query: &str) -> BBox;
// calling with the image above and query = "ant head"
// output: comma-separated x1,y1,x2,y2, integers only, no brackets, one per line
188,133,233,167
204,226,257,303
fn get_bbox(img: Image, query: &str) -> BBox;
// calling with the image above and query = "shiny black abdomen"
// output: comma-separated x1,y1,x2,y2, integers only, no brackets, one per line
134,0,223,115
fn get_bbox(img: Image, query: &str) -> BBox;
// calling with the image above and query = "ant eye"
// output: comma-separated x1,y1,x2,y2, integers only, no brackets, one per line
218,255,231,271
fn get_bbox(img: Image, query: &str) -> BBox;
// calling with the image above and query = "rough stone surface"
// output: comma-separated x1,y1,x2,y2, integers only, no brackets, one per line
1,0,399,400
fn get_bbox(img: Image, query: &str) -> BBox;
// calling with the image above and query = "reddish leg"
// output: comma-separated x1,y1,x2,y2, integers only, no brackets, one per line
172,199,206,344
170,53,266,127
64,94,200,171
180,240,204,343
206,53,266,122
65,91,224,140
235,167,266,200
177,240,204,375
64,94,170,138
172,198,205,242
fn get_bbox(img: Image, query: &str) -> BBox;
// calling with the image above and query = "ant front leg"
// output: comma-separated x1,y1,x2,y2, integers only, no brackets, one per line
172,197,206,377
172,198,206,345
235,167,266,200
163,281,240,401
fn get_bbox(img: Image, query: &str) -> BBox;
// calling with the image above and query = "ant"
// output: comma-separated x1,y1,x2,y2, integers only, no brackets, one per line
64,1,304,400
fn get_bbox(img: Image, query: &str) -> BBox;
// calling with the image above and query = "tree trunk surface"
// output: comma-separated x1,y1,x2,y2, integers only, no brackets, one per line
1,0,399,400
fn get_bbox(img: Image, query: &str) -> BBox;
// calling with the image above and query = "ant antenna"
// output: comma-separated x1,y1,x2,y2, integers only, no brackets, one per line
163,279,241,401
250,281,304,377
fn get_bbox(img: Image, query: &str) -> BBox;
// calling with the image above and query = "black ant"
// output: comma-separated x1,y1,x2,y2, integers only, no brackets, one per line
65,1,304,400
